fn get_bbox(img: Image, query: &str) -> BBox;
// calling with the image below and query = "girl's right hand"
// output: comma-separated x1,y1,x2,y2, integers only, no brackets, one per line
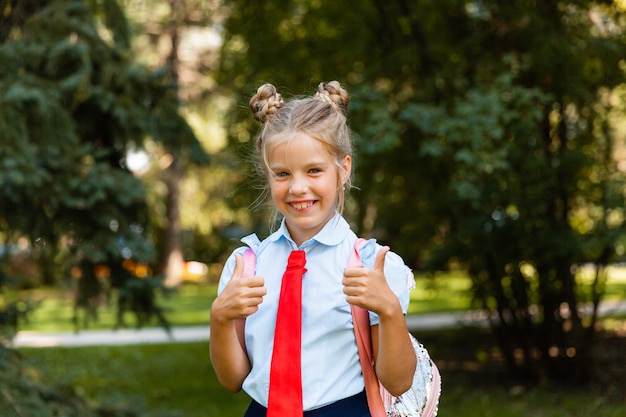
211,254,267,322
210,253,264,391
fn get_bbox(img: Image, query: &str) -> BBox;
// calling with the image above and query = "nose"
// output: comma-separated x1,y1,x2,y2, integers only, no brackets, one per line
289,175,308,194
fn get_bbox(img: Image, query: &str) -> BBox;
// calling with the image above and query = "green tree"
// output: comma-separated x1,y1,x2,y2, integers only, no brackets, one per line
0,0,205,330
401,2,626,383
216,0,626,383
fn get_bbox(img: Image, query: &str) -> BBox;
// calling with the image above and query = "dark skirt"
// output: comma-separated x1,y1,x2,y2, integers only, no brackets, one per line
244,391,371,417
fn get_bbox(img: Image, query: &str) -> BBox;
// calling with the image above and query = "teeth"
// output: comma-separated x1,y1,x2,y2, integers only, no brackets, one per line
292,202,313,209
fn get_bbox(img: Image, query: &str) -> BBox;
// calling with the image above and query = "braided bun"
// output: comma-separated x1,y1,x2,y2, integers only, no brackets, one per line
314,81,349,114
249,84,284,123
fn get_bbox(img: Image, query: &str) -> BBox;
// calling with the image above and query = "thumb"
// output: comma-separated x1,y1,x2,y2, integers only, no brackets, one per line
231,253,245,280
373,246,390,272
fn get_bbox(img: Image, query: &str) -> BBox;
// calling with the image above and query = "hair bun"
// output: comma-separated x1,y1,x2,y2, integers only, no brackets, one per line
315,81,349,114
249,84,284,123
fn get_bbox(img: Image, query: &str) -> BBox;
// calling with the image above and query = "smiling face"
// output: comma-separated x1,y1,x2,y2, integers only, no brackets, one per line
268,133,351,246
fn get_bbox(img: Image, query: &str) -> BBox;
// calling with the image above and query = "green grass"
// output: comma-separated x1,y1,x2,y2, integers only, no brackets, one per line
409,271,473,314
18,342,247,417
17,340,626,417
442,383,625,417
581,265,626,301
14,284,214,333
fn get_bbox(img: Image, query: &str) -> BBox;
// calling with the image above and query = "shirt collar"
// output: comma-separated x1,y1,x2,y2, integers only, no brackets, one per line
266,211,351,248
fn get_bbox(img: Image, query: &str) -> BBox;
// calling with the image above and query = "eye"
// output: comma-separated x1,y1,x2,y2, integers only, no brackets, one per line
309,167,322,174
273,171,289,178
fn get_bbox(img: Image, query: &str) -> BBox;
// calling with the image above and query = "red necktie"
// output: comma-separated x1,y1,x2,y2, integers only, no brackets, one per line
267,250,307,417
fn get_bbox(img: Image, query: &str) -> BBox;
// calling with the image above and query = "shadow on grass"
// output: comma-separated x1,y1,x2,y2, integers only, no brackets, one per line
416,326,626,417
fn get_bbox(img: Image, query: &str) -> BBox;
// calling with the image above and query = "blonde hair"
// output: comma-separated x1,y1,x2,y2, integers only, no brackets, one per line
249,81,353,214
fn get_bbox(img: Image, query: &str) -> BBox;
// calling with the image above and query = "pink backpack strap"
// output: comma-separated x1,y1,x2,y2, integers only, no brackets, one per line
349,238,387,417
242,248,256,278
236,248,256,351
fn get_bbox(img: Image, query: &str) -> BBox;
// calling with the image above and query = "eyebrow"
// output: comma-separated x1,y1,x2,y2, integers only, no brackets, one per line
269,159,330,170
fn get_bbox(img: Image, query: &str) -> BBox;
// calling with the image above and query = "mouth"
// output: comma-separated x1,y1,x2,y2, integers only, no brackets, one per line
290,201,315,210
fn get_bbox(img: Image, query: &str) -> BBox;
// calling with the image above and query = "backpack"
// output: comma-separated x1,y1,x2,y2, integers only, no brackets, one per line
241,238,441,417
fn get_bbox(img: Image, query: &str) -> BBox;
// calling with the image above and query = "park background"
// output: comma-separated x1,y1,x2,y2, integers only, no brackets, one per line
1,0,626,416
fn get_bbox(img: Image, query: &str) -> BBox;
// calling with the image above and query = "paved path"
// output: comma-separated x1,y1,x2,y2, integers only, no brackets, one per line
11,325,211,348
11,311,483,348
11,301,626,348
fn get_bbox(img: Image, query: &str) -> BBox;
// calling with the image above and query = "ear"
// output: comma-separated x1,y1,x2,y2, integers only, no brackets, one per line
340,155,352,185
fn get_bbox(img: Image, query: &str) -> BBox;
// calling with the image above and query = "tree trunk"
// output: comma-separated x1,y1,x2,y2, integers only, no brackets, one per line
160,0,185,288
162,154,184,287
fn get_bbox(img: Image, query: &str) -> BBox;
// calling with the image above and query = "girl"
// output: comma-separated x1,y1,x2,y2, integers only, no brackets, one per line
210,81,417,417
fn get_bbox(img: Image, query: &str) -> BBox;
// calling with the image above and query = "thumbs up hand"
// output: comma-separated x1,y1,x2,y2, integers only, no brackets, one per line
212,253,267,322
343,246,396,315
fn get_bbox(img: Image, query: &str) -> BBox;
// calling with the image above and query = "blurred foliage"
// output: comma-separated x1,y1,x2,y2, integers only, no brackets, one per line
1,0,626,404
115,0,250,268
0,0,207,332
216,0,626,383
0,0,206,413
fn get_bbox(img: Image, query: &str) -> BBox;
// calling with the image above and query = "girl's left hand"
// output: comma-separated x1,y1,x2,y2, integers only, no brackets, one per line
342,246,397,317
